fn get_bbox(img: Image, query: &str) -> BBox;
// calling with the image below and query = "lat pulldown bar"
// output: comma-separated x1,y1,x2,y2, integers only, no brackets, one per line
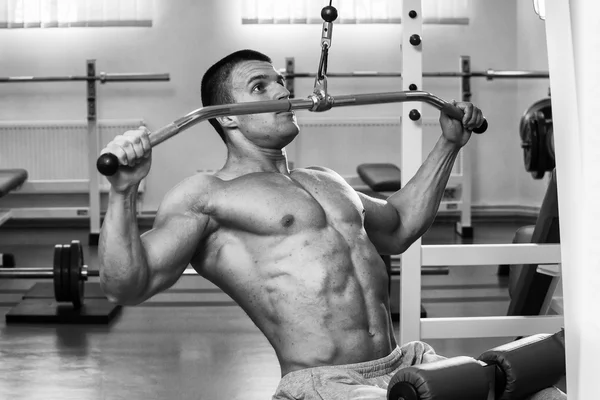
95,90,489,177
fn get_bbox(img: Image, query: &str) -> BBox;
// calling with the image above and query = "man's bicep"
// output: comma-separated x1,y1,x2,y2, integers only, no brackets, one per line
139,195,212,298
357,192,405,254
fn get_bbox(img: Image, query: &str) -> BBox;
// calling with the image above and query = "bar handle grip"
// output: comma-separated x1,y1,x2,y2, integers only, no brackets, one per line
440,103,488,134
96,123,180,176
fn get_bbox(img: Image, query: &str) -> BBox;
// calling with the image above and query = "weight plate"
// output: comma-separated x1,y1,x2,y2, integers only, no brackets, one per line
533,111,548,179
520,98,553,180
53,244,64,302
520,98,552,141
522,120,539,173
70,240,85,308
546,125,555,165
61,243,72,304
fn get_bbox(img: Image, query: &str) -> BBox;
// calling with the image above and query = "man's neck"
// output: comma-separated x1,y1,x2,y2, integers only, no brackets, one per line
223,144,291,175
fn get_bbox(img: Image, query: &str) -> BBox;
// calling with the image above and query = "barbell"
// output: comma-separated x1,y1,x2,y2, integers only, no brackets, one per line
0,240,199,308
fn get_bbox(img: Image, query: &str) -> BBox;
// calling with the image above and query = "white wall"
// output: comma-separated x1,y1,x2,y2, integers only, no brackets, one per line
0,0,549,212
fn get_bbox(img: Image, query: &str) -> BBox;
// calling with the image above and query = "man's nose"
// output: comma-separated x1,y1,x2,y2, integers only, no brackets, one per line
274,85,290,100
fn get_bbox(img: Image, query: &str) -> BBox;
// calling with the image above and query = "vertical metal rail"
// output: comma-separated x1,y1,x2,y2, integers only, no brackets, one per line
285,57,296,99
400,0,423,344
86,60,101,245
457,56,473,237
544,1,585,397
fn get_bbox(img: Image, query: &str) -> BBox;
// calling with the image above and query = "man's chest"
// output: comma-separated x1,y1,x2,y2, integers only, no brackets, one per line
209,170,364,235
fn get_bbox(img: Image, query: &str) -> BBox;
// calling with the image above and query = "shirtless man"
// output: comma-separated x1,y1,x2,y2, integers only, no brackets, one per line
98,50,565,400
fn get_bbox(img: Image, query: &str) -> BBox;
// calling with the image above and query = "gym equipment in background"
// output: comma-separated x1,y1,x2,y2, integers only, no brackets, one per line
387,330,565,400
0,169,28,267
0,241,207,324
520,98,555,179
0,62,170,245
507,170,560,317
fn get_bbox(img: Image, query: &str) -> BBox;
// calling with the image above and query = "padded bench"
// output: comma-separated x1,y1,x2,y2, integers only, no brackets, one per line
388,330,566,400
357,163,401,198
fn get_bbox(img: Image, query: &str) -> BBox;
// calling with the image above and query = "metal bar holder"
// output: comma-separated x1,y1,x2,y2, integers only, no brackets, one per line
311,3,339,112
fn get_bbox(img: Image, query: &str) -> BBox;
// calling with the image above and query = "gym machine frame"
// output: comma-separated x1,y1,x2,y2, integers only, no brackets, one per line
0,61,170,245
280,57,549,238
399,0,560,343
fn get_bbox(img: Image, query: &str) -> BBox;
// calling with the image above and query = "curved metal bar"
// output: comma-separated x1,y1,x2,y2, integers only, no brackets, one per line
148,91,453,148
331,91,462,119
97,90,481,176
149,98,316,147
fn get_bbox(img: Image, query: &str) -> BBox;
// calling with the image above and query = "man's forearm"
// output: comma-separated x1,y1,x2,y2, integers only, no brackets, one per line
99,185,150,303
387,136,461,240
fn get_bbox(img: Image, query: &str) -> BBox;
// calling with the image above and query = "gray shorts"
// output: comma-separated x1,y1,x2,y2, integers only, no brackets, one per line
271,341,445,400
271,341,567,400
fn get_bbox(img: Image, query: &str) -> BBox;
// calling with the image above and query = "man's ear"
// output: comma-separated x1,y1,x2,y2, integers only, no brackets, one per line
217,115,238,129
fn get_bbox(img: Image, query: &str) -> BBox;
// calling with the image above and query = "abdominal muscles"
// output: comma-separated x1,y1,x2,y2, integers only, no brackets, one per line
203,224,393,374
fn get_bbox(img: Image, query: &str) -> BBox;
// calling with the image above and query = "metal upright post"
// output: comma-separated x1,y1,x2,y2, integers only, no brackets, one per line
544,2,586,397
285,57,295,98
400,0,423,344
87,60,101,245
456,56,473,237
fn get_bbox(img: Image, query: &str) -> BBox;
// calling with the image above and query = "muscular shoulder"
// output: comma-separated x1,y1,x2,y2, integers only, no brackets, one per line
302,166,345,181
158,173,222,217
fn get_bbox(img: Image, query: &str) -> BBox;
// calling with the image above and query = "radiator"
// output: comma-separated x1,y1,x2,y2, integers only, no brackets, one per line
0,119,143,181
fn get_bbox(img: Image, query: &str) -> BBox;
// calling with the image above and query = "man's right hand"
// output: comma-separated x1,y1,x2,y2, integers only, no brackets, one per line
101,126,152,193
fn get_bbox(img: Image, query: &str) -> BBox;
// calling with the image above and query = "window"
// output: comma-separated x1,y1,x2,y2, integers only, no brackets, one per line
242,0,470,25
0,0,153,29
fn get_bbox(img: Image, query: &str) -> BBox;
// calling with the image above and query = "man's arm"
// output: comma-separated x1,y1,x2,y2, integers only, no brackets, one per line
359,102,484,254
99,177,213,305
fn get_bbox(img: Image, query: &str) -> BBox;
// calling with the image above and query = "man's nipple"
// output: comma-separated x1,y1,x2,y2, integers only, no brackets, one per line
281,214,295,228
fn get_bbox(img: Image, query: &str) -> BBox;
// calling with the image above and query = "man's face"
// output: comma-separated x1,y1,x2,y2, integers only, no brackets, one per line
226,60,299,149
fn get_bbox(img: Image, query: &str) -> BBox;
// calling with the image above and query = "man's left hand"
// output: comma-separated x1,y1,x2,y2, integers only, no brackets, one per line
439,101,485,148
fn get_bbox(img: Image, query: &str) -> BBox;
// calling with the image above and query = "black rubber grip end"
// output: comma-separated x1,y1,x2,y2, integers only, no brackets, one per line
474,118,488,134
97,153,119,176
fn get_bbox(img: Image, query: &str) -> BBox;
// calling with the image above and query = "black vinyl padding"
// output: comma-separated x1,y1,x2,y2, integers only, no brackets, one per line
478,332,566,400
0,169,28,197
387,356,489,400
357,163,401,192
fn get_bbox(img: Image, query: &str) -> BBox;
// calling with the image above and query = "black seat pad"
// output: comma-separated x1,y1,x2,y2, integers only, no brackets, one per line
0,169,28,197
357,163,401,192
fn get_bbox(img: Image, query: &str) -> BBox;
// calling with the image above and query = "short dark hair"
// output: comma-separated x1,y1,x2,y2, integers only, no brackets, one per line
201,49,272,143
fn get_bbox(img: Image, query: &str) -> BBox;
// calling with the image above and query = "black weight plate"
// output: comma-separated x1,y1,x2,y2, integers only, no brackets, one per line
546,125,555,162
60,243,72,304
531,169,545,179
70,240,85,308
522,121,539,173
520,98,552,141
534,111,548,179
53,244,64,302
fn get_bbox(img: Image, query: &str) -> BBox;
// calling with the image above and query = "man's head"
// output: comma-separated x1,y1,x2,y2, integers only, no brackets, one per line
201,49,299,148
